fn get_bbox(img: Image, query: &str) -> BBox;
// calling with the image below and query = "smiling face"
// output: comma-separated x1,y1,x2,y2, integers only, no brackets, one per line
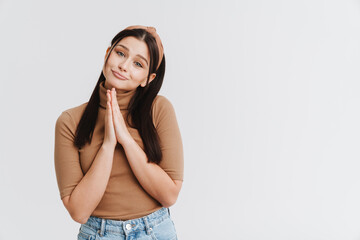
102,36,156,91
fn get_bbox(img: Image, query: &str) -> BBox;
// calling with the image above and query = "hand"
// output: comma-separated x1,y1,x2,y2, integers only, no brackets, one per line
110,88,133,145
103,90,117,148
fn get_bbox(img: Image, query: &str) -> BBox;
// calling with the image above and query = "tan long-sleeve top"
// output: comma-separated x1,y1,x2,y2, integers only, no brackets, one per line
54,80,184,220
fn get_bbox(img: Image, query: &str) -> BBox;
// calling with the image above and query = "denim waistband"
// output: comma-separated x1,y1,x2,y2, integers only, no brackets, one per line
82,207,171,237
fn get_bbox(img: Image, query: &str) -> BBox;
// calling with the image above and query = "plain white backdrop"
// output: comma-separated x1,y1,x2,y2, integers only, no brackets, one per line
1,0,360,239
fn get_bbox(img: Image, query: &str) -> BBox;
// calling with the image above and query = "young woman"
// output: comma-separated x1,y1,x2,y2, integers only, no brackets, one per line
54,25,184,240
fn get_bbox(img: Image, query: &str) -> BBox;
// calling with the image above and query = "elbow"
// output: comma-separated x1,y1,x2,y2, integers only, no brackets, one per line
161,195,178,208
161,201,174,208
67,204,89,224
62,195,90,224
161,180,182,208
70,211,89,224
75,217,89,225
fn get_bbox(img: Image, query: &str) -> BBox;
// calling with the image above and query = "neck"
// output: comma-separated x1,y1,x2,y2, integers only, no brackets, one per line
98,80,137,110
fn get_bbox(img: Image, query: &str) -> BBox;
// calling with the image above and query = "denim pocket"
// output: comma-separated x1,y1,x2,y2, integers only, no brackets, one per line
151,217,178,240
77,224,97,240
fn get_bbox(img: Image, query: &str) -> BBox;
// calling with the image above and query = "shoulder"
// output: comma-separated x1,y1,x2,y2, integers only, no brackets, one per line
152,95,174,112
56,102,88,129
151,95,177,128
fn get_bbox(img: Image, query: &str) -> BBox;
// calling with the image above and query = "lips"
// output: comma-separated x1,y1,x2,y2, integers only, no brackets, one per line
112,70,128,80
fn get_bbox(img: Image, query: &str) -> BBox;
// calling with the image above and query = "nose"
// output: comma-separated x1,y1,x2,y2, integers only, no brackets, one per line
118,58,130,72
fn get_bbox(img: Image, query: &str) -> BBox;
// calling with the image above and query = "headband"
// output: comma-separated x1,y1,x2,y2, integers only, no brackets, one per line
124,25,164,70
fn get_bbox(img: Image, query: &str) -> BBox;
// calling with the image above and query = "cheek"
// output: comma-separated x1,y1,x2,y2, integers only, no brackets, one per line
105,55,118,68
132,70,148,81
103,65,111,77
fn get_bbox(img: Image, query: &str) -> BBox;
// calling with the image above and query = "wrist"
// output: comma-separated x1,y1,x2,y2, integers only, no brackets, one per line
120,135,136,148
117,131,133,145
102,141,116,150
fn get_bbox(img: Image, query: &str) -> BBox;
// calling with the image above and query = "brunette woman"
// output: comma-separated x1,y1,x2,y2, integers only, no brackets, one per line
54,25,183,240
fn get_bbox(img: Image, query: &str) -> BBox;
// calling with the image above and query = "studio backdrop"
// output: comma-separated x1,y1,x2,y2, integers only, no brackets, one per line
0,0,359,239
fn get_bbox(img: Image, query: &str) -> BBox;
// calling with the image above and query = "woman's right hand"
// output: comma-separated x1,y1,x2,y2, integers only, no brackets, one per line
103,90,117,148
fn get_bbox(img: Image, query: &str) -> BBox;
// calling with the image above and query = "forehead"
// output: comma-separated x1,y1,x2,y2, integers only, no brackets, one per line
116,36,150,59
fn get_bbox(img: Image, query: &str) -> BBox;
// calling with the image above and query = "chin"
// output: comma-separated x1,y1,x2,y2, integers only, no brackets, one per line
105,77,120,88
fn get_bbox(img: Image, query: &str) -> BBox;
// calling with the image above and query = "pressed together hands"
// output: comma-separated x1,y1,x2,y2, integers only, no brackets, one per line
103,88,133,148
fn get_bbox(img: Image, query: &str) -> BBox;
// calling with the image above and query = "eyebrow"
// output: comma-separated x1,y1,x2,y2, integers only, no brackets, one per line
116,44,149,66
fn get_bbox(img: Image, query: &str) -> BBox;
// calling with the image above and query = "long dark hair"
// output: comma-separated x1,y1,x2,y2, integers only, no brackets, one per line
74,28,165,164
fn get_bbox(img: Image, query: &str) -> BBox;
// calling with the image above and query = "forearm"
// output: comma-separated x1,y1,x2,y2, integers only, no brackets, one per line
122,138,178,207
67,143,115,223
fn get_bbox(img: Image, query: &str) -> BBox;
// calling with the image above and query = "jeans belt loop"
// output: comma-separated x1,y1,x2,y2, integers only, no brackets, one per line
143,216,152,235
99,218,106,237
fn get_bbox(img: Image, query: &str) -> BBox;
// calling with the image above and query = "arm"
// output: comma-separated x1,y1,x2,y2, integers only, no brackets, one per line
62,143,115,224
57,92,117,224
122,138,183,208
109,89,184,207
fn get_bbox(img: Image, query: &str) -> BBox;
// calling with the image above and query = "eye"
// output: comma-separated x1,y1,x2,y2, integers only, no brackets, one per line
116,51,125,57
135,62,143,68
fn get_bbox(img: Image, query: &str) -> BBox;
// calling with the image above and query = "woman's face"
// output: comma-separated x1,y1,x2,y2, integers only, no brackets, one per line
103,36,156,91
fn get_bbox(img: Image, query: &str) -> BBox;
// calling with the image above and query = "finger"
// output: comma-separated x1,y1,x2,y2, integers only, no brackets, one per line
111,88,117,104
107,89,112,102
106,92,113,120
111,88,121,114
108,89,115,103
108,102,115,126
111,88,116,109
107,101,112,117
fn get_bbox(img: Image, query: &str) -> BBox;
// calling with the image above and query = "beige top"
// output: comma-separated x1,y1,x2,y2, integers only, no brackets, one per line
54,80,184,220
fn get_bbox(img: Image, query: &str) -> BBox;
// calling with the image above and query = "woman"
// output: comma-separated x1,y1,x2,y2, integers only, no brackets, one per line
54,25,184,240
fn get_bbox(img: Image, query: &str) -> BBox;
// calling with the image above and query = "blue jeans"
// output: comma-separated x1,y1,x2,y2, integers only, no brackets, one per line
77,207,178,240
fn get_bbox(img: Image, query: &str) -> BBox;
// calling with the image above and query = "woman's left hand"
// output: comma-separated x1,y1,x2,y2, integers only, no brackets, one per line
110,88,133,145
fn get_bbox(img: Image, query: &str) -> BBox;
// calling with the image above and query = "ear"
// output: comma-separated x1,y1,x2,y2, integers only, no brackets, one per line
141,73,157,87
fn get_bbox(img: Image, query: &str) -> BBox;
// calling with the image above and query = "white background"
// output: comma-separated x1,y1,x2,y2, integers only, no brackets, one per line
1,0,360,239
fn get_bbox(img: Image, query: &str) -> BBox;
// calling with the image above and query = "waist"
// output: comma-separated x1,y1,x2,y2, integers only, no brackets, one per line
82,207,170,236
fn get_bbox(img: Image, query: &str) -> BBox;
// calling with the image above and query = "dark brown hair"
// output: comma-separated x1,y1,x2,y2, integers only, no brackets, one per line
73,28,165,164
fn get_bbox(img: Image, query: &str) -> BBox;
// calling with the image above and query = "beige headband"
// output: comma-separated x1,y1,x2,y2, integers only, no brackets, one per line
124,25,164,70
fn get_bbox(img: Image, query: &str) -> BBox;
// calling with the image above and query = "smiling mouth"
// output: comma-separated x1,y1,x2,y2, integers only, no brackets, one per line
112,70,128,80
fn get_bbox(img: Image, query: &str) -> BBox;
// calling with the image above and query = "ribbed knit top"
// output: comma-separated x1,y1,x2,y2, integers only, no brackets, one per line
54,80,184,220
98,80,136,110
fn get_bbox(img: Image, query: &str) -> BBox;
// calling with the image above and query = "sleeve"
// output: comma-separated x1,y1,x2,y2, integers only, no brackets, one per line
54,111,84,199
152,96,184,181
